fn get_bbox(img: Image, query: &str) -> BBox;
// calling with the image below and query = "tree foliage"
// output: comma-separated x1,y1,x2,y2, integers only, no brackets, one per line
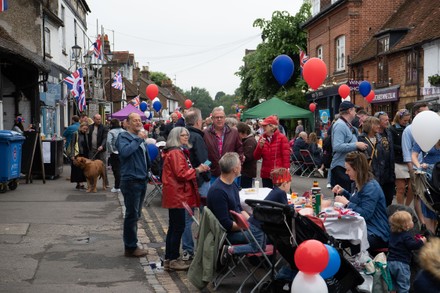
183,87,215,118
236,3,311,108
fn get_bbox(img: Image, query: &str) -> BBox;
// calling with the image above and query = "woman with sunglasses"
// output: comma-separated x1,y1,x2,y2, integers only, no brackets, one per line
333,151,390,254
389,109,413,206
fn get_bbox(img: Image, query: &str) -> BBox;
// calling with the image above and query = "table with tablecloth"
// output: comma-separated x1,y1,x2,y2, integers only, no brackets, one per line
239,187,272,214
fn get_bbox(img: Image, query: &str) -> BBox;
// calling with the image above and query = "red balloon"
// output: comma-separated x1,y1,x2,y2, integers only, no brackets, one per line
309,103,317,112
294,240,329,274
302,58,327,90
146,84,159,100
236,112,241,120
365,90,375,103
176,111,182,119
184,99,193,109
338,84,350,99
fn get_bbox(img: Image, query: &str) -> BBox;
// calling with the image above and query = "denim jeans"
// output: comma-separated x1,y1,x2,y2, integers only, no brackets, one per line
120,180,147,250
165,208,186,260
227,230,252,245
231,222,266,255
182,181,211,254
388,260,410,293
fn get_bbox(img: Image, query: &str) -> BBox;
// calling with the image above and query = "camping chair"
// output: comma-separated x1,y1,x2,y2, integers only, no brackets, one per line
290,153,304,177
299,149,319,178
229,210,281,293
145,171,162,207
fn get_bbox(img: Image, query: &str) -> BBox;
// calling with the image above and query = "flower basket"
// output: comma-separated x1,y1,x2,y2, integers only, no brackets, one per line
428,74,440,86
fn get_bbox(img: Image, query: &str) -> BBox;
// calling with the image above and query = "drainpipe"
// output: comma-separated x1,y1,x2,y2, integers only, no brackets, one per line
416,47,421,101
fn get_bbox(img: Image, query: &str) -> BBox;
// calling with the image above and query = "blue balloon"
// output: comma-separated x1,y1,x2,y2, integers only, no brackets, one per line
147,144,159,161
272,54,294,86
153,101,162,112
140,101,148,112
359,81,372,97
320,244,341,279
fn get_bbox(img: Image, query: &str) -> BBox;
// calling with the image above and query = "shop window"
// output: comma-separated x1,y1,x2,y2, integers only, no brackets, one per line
406,51,417,83
336,36,345,71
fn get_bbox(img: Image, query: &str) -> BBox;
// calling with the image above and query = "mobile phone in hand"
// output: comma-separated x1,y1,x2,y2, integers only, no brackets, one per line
204,160,211,166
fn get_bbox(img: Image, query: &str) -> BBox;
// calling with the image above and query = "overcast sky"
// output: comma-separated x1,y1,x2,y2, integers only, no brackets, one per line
87,1,302,98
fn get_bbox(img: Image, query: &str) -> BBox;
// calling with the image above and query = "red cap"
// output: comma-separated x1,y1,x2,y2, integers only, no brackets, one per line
261,115,278,126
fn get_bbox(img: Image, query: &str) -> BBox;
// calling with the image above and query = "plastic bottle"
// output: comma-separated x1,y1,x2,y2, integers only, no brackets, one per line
311,181,321,215
255,180,259,192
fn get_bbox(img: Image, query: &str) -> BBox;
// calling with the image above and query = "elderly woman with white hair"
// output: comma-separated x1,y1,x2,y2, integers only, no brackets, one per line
161,127,210,271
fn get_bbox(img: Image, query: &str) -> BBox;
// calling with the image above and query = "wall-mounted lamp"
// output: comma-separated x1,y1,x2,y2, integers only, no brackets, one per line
71,44,82,61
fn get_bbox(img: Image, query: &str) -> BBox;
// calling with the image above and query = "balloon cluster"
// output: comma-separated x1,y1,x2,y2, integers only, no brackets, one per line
291,240,341,292
145,84,162,113
359,81,375,103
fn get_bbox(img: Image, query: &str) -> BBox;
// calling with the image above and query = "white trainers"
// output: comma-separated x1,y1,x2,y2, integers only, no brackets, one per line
111,187,120,193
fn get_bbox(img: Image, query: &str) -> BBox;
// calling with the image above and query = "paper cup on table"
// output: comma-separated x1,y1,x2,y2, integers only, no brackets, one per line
334,202,344,210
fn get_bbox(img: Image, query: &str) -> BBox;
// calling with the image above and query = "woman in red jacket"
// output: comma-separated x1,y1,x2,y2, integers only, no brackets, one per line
162,127,210,271
253,116,291,188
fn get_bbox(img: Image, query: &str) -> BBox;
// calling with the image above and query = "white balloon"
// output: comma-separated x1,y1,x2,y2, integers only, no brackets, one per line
343,95,351,102
412,110,440,152
152,97,160,103
219,105,224,110
291,271,328,293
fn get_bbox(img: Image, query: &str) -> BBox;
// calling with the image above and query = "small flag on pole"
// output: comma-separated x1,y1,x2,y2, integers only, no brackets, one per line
0,0,8,12
63,68,86,112
112,71,123,90
93,35,102,59
298,47,309,69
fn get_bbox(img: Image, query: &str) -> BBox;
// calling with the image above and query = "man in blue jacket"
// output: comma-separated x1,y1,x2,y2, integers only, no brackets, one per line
330,101,368,193
117,112,151,257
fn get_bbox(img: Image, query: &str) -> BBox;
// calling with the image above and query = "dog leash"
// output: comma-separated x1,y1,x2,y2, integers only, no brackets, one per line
90,150,100,160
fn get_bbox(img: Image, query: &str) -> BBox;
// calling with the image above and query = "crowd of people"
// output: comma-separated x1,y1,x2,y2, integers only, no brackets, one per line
59,102,440,291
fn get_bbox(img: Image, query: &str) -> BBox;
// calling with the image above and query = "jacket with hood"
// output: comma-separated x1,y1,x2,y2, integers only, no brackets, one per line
161,147,200,209
253,129,290,179
413,237,440,292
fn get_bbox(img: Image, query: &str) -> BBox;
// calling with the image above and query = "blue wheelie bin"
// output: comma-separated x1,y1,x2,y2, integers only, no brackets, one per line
0,130,26,193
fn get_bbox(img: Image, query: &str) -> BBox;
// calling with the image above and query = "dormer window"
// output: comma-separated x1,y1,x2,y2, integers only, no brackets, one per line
378,36,390,54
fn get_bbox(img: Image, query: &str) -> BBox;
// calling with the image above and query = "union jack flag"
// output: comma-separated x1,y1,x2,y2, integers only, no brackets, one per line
93,35,102,59
112,71,123,90
63,68,86,112
0,0,8,12
299,49,309,69
131,95,140,108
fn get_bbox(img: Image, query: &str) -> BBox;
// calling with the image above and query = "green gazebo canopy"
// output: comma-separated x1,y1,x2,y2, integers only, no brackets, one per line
241,97,313,121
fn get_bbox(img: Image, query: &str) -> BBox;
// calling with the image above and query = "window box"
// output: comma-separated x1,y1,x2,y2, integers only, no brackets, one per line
428,74,440,86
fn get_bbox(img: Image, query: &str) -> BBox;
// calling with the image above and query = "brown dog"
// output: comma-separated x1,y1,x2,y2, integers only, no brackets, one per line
73,157,106,193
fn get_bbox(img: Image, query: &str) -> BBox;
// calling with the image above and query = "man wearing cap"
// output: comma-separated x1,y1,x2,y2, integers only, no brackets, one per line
330,101,368,193
253,115,291,188
204,107,243,183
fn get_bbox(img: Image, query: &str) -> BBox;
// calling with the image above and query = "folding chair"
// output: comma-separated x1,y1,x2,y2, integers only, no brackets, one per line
145,172,162,206
299,149,319,178
290,153,304,177
216,210,280,293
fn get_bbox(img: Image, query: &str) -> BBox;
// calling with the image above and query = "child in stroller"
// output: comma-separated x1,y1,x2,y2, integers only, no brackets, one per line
246,199,364,293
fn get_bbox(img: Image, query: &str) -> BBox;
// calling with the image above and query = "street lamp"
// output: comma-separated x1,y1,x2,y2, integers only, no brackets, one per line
71,44,82,67
136,78,141,95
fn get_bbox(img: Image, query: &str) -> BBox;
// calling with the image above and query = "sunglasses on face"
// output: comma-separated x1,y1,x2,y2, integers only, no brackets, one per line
398,109,409,117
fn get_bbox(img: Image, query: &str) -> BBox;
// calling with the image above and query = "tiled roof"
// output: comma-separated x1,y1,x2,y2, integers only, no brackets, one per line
351,0,440,64
0,26,50,71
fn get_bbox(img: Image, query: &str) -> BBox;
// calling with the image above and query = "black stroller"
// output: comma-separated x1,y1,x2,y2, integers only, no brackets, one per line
413,162,440,236
245,199,365,293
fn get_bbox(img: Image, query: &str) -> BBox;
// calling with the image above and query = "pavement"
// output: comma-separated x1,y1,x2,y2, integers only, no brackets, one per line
0,163,328,293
